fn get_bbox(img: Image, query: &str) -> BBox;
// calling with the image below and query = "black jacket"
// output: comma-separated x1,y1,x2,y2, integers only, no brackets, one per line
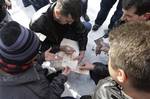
92,77,131,99
0,63,67,99
30,3,88,52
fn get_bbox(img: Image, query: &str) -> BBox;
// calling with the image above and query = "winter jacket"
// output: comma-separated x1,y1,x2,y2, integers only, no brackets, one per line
92,77,132,99
0,63,67,99
30,3,88,52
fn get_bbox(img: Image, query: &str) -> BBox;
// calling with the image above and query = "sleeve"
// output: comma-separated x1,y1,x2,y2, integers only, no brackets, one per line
74,21,88,51
26,73,67,99
29,15,47,35
90,62,109,84
48,74,67,97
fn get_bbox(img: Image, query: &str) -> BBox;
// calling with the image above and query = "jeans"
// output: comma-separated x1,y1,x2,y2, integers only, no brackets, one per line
95,0,123,29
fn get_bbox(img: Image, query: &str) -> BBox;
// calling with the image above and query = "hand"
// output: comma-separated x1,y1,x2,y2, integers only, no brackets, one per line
74,51,85,63
44,48,63,61
95,45,102,55
5,0,12,9
60,45,75,55
95,42,109,55
79,62,95,70
62,67,71,76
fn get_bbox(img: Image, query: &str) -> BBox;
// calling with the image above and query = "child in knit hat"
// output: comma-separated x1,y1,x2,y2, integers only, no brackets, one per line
0,21,71,99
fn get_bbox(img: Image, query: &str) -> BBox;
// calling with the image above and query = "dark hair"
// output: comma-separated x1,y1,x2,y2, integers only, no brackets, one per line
122,0,150,15
109,22,150,92
0,0,6,22
0,21,21,46
57,0,82,21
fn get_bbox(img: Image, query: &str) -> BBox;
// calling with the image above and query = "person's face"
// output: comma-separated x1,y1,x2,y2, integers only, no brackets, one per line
122,7,146,22
55,13,74,25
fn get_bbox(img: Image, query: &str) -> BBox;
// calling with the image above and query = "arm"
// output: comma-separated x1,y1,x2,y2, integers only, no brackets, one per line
27,66,70,99
44,67,70,99
29,15,47,34
29,5,50,35
75,22,88,51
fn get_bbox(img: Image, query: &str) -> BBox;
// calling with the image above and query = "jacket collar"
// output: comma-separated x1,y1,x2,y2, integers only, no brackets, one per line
0,64,40,86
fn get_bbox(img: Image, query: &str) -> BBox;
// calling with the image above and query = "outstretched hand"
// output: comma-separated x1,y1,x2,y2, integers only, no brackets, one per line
44,48,63,61
62,67,71,76
79,61,95,71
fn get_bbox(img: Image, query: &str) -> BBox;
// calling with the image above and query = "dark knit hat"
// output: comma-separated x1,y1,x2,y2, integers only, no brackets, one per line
0,21,40,65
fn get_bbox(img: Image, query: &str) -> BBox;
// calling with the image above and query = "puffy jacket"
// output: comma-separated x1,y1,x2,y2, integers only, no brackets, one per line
0,63,67,99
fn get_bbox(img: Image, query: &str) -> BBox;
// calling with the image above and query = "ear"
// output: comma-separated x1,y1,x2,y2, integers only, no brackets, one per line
54,8,60,19
116,69,127,83
143,13,150,20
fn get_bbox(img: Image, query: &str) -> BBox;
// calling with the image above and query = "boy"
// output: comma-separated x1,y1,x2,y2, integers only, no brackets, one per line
92,21,150,99
0,21,70,99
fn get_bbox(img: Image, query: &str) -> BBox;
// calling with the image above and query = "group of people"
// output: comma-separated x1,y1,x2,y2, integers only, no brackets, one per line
0,0,150,99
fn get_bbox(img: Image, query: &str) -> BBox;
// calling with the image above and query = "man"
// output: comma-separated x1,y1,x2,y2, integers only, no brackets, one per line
122,0,150,22
30,0,91,62
95,0,150,55
0,21,71,99
49,0,90,22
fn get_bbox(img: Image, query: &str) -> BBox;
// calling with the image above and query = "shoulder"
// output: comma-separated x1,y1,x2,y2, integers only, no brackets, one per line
95,77,116,92
31,4,50,24
93,77,126,99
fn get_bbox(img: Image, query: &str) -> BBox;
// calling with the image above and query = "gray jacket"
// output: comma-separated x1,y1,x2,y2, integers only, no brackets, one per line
0,64,67,99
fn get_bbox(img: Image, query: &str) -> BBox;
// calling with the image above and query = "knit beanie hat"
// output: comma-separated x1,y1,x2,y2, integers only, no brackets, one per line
0,21,40,69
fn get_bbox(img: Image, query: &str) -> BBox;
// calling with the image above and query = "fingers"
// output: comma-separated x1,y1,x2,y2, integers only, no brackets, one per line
54,55,63,60
62,67,71,76
44,51,63,61
79,64,86,70
95,46,101,55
